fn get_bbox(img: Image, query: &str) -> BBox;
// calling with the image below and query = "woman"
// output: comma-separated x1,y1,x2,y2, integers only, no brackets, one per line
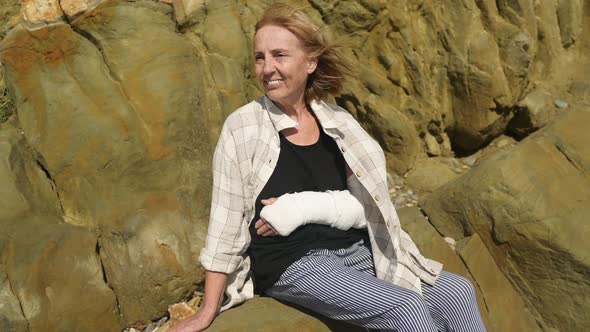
171,4,486,332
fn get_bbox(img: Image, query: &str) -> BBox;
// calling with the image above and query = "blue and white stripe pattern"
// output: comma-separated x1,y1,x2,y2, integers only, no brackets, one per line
266,240,486,332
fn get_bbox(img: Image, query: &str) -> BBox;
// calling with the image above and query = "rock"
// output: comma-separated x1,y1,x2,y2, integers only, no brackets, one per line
424,132,441,156
443,237,456,250
169,302,196,323
173,0,205,26
458,234,542,331
568,81,590,107
207,297,365,332
554,99,568,109
404,157,460,197
144,323,156,332
0,257,27,332
422,110,590,330
60,0,103,19
359,98,421,174
0,0,20,32
508,87,563,139
20,0,64,24
2,218,123,331
494,136,516,149
396,207,491,330
556,0,584,48
0,0,588,329
0,121,121,331
461,155,478,167
0,1,211,325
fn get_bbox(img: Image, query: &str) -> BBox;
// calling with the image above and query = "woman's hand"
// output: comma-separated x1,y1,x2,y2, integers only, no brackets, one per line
256,198,279,237
166,309,216,332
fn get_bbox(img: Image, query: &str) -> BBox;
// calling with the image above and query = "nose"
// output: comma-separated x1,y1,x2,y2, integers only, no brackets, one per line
262,57,276,76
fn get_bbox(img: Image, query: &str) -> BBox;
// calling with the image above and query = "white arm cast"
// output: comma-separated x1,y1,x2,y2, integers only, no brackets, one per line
259,188,367,236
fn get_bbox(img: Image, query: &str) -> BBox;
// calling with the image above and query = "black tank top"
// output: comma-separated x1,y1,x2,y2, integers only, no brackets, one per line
248,128,369,294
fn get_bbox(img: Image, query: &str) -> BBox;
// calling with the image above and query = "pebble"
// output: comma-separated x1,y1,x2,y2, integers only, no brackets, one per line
391,173,405,186
554,99,568,109
444,237,456,251
495,138,512,148
461,155,478,167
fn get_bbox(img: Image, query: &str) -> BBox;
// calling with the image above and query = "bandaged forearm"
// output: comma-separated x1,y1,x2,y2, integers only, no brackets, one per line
259,190,367,236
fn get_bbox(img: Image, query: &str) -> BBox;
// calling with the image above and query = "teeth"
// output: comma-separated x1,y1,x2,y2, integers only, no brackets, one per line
267,79,283,85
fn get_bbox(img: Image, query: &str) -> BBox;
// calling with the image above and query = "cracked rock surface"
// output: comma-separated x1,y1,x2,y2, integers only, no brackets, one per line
0,0,589,331
422,111,590,331
0,1,210,328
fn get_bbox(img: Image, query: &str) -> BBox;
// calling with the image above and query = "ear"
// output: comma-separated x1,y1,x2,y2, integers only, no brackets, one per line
306,57,318,74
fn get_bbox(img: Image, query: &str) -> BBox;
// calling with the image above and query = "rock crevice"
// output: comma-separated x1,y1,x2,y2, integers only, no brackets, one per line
96,237,123,320
5,270,30,332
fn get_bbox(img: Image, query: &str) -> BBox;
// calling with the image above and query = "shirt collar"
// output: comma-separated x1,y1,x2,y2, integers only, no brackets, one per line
263,95,344,131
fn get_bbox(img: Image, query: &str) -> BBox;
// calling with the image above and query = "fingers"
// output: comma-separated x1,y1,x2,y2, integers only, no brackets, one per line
255,219,278,237
257,198,279,236
261,197,278,205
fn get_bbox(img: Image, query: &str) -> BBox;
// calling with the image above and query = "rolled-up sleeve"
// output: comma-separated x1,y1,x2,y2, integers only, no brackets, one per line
199,125,249,274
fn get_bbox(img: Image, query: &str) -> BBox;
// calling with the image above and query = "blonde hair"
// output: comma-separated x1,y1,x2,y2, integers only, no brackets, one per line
255,3,352,102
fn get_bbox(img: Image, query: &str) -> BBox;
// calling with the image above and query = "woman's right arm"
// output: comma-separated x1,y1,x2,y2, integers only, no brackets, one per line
168,271,227,332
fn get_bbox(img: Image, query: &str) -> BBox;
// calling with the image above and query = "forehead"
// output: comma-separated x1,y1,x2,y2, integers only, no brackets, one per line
254,25,303,51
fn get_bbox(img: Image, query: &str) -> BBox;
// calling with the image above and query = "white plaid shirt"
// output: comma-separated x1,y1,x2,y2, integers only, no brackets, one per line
200,96,443,311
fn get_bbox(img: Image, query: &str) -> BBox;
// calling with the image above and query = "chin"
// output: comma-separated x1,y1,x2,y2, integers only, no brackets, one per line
265,90,287,103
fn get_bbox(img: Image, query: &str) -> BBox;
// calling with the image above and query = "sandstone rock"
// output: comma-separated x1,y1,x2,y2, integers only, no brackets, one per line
424,132,441,156
60,0,103,19
2,219,123,331
1,1,211,324
0,119,61,223
0,0,588,329
458,234,542,331
0,0,20,32
358,97,421,174
556,0,584,48
404,157,460,197
169,302,195,323
172,0,205,26
508,87,564,139
20,0,64,24
422,110,590,330
396,207,491,330
0,119,122,331
207,297,365,332
0,254,27,332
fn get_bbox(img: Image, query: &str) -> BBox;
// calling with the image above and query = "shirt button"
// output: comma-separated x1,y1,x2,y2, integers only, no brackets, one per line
375,195,380,201
356,170,363,177
268,159,272,163
340,146,346,153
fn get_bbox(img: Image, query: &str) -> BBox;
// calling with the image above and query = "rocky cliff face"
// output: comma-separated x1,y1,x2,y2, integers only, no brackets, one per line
0,0,588,331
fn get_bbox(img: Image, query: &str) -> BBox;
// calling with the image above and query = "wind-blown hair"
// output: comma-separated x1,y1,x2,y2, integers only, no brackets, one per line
255,3,352,102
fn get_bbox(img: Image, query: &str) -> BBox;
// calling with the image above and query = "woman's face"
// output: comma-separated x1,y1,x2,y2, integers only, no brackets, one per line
254,25,317,107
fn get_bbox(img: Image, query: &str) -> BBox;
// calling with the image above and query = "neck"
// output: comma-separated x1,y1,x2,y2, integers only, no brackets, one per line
272,96,310,122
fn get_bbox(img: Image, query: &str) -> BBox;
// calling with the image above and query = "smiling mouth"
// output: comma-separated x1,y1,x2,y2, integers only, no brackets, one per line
265,79,284,87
